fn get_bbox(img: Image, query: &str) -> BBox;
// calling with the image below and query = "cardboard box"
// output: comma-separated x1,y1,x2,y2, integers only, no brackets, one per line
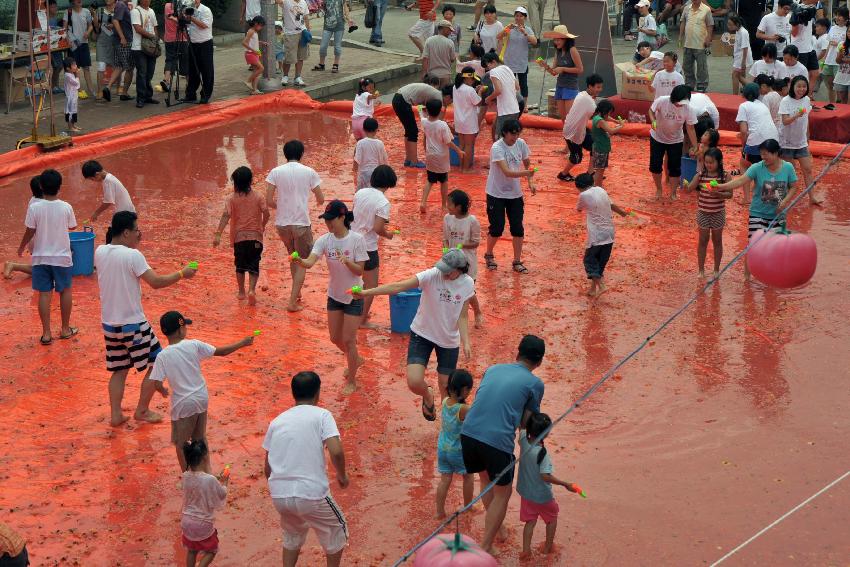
616,62,655,102
711,32,735,57
547,88,560,120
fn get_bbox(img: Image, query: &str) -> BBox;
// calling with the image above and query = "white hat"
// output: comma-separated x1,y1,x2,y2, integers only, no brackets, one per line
274,20,283,27
514,6,528,15
636,0,651,7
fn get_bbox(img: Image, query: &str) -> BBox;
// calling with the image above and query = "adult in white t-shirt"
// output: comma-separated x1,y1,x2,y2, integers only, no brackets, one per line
18,170,77,345
482,52,520,140
82,161,135,221
474,7,503,53
689,91,720,127
559,74,604,180
776,57,809,81
263,371,349,565
757,2,791,48
356,249,474,421
130,0,158,106
736,83,780,164
266,140,324,313
647,85,698,200
93,210,196,426
351,165,396,325
242,0,261,22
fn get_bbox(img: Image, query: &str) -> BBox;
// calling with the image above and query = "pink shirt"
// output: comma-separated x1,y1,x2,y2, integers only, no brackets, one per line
163,3,177,42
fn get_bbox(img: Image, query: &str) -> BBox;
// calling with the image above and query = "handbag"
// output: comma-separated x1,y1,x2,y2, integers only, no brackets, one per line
136,7,162,58
364,2,377,29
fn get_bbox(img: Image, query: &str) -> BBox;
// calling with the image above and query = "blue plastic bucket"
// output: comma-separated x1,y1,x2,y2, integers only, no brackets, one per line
69,227,95,276
449,136,473,167
680,156,698,187
389,288,422,333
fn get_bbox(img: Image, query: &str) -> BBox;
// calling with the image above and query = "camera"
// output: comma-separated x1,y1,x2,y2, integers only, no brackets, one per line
789,4,817,27
177,0,195,18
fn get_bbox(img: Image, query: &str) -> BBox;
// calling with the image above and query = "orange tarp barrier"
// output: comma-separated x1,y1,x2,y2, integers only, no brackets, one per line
1,90,845,179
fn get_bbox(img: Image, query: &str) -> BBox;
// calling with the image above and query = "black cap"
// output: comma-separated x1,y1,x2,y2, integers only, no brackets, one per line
318,199,349,220
518,335,545,363
160,310,192,336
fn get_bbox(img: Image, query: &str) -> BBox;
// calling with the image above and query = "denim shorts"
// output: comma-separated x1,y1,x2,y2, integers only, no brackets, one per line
32,264,73,292
437,449,467,475
406,330,459,376
364,250,379,271
781,147,810,160
554,86,579,100
327,296,364,316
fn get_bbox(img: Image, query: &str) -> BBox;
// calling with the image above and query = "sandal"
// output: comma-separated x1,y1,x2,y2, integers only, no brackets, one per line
421,396,436,421
557,172,575,182
331,64,339,73
824,103,835,110
512,260,529,274
484,253,497,271
39,336,53,346
312,63,325,71
59,327,79,340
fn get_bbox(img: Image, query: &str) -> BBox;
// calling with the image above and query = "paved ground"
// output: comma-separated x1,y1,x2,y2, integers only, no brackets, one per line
1,3,829,152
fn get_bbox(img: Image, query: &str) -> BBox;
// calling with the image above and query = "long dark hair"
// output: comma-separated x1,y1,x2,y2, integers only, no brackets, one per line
454,66,478,90
556,37,575,56
447,369,473,403
527,412,553,465
231,166,252,194
358,77,375,95
703,147,726,181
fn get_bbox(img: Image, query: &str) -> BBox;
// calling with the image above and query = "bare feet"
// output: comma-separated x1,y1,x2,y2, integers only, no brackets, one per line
110,414,130,427
286,303,304,312
713,271,720,279
519,551,533,561
247,292,256,306
3,261,12,279
436,510,447,520
133,409,163,423
342,356,366,377
810,195,824,206
698,270,705,278
359,320,381,330
474,313,484,328
654,192,663,201
342,381,358,395
419,204,427,214
237,291,246,300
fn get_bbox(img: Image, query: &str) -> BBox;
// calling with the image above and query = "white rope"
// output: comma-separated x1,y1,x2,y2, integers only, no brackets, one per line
710,469,850,566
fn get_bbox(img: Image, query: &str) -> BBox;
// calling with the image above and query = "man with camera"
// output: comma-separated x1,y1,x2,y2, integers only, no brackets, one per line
183,0,214,103
788,0,821,94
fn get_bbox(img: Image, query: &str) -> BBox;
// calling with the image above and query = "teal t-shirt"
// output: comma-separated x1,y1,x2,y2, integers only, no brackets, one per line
591,115,611,153
746,161,797,220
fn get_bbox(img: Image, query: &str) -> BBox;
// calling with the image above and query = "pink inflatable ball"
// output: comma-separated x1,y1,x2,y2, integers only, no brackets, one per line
747,230,817,288
413,533,498,567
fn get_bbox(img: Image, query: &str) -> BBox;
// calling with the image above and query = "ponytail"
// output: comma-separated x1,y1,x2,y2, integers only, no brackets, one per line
343,211,354,229
358,77,375,95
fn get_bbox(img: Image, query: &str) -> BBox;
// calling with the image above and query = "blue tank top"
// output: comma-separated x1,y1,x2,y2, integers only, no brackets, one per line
437,400,463,454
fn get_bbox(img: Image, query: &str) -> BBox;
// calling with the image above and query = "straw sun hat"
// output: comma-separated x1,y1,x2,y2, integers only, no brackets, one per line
543,25,578,39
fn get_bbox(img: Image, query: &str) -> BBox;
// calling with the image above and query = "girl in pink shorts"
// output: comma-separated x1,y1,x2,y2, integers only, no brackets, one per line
517,413,583,557
181,440,229,566
352,77,380,140
242,16,267,95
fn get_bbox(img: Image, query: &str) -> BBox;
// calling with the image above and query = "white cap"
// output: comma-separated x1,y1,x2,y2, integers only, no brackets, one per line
636,0,651,6
514,6,528,15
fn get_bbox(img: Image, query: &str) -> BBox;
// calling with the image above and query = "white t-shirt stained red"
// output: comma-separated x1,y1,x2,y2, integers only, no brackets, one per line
442,214,481,279
266,161,322,227
410,267,475,349
422,118,453,174
149,339,216,420
650,96,698,145
577,186,615,248
352,188,390,251
562,90,596,144
24,199,76,267
102,173,135,213
452,84,482,135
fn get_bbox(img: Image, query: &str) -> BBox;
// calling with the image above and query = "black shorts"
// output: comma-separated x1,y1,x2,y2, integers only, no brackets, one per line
392,93,419,142
234,240,263,274
798,50,819,71
406,330,459,375
364,250,379,271
427,170,448,183
461,434,515,486
486,194,524,238
567,130,593,165
70,43,92,68
327,296,364,316
165,41,189,74
649,136,684,177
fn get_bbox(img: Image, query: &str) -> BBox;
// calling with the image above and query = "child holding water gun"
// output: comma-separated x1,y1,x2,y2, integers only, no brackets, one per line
180,439,228,566
685,148,732,279
435,369,474,519
352,77,380,140
589,100,624,187
443,189,483,327
517,412,583,558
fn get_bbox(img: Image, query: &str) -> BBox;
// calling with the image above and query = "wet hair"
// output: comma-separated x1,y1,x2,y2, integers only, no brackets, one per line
291,371,321,401
636,40,652,51
772,77,789,92
482,52,501,67
441,84,454,99
788,75,809,100
283,139,305,161
727,14,744,30
556,37,575,55
250,15,265,26
182,439,208,469
761,43,777,60
447,189,470,215
517,334,545,364
703,147,725,181
370,165,397,189
759,138,781,155
783,44,799,59
500,118,522,135
62,56,75,71
701,128,720,148
231,166,253,194
357,77,375,95
29,175,43,199
81,160,103,179
363,117,379,133
39,169,62,195
469,43,485,59
755,73,774,88
814,18,830,30
526,412,553,465
455,65,478,89
106,211,138,244
669,84,691,104
575,172,594,190
576,76,601,94
442,4,455,15
446,369,473,402
425,75,442,87
742,82,760,101
483,4,497,14
663,51,678,63
593,99,614,118
425,98,442,117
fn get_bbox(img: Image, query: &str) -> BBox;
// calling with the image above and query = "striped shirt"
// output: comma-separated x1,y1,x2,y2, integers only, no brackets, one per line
697,171,727,214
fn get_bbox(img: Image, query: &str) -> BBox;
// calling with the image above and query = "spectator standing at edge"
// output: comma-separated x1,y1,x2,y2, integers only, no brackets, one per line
282,0,311,86
461,335,546,555
527,0,548,38
422,20,457,88
368,0,387,46
497,7,538,102
131,0,158,108
408,0,441,59
679,0,714,93
65,0,95,100
160,1,190,96
107,0,135,102
185,0,214,104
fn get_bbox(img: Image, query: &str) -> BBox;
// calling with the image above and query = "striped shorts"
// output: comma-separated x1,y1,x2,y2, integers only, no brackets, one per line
102,321,161,372
697,209,726,230
748,216,783,239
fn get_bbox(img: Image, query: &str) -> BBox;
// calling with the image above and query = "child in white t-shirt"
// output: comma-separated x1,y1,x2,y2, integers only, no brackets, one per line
836,28,850,104
728,15,753,95
352,77,381,140
4,176,43,280
180,439,228,566
81,160,137,222
574,173,628,298
151,310,254,471
443,189,483,327
813,18,830,97
293,200,369,394
749,42,781,80
353,118,389,190
420,98,464,213
650,52,684,99
636,0,657,46
452,67,486,173
778,45,809,81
